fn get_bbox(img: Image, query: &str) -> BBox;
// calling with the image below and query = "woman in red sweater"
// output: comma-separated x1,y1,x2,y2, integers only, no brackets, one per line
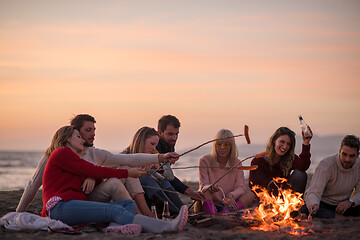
249,127,312,194
42,126,188,235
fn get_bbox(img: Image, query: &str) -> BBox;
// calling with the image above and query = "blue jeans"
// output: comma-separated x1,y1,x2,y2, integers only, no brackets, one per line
300,201,360,218
140,175,174,198
50,199,137,226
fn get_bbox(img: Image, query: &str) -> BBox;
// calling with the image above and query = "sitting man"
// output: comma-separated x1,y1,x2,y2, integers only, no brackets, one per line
303,135,360,218
16,114,178,218
156,115,205,202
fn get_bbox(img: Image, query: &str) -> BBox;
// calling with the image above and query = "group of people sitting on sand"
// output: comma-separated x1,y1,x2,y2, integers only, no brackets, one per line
15,114,360,235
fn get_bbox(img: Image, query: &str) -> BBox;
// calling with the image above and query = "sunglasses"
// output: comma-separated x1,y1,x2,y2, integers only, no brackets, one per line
215,142,231,149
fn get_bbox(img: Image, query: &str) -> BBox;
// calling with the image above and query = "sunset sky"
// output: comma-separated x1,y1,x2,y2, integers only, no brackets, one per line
1,1,359,152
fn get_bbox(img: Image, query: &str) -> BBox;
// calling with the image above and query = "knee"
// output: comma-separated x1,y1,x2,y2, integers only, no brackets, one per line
289,170,307,193
124,199,138,213
290,169,307,183
105,178,126,191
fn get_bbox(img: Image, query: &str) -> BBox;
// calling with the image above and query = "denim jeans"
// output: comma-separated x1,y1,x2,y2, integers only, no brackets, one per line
50,199,137,226
300,201,360,218
140,175,174,198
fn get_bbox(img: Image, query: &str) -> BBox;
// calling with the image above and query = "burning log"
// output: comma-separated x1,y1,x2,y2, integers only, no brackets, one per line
242,177,314,236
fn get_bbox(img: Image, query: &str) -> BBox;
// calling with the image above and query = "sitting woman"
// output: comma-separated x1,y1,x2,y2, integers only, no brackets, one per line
124,127,184,216
198,129,255,214
42,126,188,235
249,126,312,194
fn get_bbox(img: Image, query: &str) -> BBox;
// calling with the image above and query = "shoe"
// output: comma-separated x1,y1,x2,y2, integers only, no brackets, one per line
104,223,142,235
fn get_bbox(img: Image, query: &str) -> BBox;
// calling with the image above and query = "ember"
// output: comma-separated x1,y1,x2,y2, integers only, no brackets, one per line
243,178,313,236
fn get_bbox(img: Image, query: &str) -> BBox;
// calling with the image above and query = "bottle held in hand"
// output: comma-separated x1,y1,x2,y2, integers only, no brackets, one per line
162,201,171,220
298,115,312,137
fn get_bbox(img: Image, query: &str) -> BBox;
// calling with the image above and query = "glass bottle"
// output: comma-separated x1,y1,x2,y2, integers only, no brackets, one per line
151,205,158,219
298,115,312,137
162,201,171,220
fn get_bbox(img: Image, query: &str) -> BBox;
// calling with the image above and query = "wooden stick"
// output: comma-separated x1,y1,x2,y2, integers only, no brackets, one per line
179,125,250,157
168,165,258,171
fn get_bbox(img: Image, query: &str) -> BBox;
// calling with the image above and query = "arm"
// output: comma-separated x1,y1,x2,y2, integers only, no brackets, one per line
248,157,266,189
293,144,311,172
133,193,153,217
123,176,152,216
169,176,189,194
229,161,246,200
304,161,330,210
16,155,48,212
51,148,129,179
350,177,360,206
198,156,212,192
92,148,178,168
93,148,159,167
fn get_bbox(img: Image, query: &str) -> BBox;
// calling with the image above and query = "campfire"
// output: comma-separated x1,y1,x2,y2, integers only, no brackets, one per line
243,178,313,235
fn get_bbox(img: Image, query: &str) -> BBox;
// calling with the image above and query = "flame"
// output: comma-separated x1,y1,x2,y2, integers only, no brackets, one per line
243,178,308,235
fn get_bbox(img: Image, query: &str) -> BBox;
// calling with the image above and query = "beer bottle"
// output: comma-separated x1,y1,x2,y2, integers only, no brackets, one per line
162,201,171,220
298,115,312,137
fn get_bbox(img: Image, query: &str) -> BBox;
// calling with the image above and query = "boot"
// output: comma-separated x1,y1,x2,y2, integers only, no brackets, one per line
237,200,244,209
165,189,184,209
133,205,188,233
219,200,244,214
150,190,180,216
202,200,217,214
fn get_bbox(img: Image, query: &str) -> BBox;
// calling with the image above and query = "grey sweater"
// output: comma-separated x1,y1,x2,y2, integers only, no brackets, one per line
304,154,360,207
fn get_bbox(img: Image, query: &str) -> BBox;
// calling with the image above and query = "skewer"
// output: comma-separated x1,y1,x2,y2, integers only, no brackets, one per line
150,125,251,178
179,125,250,157
168,165,258,171
141,186,225,208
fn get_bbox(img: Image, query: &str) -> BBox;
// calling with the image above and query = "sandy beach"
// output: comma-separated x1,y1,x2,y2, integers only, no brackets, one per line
1,181,360,240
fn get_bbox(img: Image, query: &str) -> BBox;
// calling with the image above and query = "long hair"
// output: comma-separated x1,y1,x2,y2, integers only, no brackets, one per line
44,126,75,158
128,127,159,153
266,127,296,176
210,129,238,168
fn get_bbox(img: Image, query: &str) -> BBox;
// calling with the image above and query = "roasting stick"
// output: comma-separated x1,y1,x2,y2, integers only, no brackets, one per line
141,186,225,208
169,165,258,171
187,152,267,210
149,125,251,178
179,125,251,157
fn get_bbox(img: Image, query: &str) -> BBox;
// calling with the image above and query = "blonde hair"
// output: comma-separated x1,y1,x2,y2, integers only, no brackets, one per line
129,127,159,153
44,126,75,158
210,129,238,168
266,127,296,176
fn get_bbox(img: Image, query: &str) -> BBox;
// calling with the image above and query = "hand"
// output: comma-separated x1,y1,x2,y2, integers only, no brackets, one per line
143,164,159,171
225,193,237,211
336,200,352,215
302,126,313,145
82,177,96,194
127,168,147,178
158,152,179,164
204,184,220,194
308,204,318,216
185,188,205,201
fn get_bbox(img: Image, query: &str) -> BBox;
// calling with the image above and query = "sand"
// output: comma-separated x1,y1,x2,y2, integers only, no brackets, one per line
1,181,360,240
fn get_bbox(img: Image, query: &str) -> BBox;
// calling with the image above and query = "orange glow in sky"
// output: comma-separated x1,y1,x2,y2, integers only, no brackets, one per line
1,1,359,151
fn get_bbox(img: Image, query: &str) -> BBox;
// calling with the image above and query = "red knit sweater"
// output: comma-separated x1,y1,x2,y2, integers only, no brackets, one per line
41,147,129,217
249,144,311,189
